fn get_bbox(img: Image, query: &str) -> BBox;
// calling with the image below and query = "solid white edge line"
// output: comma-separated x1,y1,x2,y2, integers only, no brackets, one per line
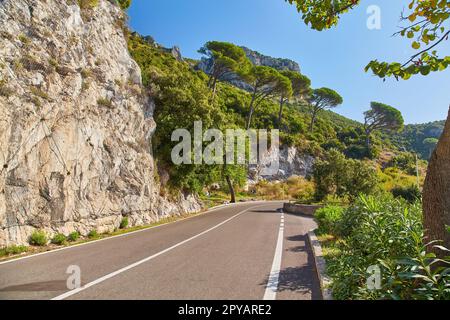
51,204,270,300
263,212,285,301
0,201,270,266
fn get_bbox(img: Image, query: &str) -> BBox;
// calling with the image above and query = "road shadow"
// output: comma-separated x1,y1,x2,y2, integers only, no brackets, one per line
260,233,322,300
0,280,67,292
249,208,283,213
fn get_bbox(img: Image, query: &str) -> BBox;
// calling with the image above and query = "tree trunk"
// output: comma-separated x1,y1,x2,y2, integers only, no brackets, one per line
246,95,256,130
365,130,371,152
225,175,236,203
423,107,450,253
278,96,284,129
212,78,218,97
309,112,316,133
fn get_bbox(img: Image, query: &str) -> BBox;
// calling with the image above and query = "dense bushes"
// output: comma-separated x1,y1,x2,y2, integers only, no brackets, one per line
313,149,378,201
315,205,344,235
317,195,450,300
127,32,421,200
0,245,28,257
52,234,67,245
391,185,421,203
249,176,315,201
29,230,48,246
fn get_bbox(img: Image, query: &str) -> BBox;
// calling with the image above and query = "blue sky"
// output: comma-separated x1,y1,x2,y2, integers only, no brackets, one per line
128,0,449,124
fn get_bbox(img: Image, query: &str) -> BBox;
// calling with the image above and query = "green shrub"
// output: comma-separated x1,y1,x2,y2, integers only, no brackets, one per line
67,231,80,242
88,230,99,239
323,194,443,300
315,205,344,235
78,0,99,10
391,185,421,203
29,230,48,246
120,217,129,229
51,233,67,245
0,245,28,256
116,0,131,10
313,149,378,201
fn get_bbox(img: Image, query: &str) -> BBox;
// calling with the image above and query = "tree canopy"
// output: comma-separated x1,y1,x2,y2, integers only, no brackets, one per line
287,0,450,80
199,41,251,94
117,0,132,10
243,65,291,129
307,87,343,132
364,102,404,150
280,70,311,98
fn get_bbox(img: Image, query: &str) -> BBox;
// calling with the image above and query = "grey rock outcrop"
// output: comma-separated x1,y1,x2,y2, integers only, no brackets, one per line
241,47,300,73
249,146,314,183
197,46,301,92
0,0,201,246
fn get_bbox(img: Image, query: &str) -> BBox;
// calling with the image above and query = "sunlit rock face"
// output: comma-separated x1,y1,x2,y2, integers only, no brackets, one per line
197,46,301,92
249,146,315,183
0,0,201,246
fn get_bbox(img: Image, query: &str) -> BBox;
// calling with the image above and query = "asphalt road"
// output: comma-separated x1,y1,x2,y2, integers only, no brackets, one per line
0,201,321,300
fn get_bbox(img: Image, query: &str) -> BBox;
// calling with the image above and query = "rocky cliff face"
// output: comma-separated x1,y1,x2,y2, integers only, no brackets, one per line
197,46,301,92
241,47,300,73
249,146,314,183
0,0,201,246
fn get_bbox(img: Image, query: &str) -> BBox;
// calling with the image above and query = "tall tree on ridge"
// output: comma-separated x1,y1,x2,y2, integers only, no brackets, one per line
243,66,289,130
307,87,343,133
198,41,251,96
363,102,404,152
278,71,311,128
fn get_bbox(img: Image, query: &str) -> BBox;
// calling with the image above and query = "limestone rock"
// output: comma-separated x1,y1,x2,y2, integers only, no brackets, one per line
0,0,201,246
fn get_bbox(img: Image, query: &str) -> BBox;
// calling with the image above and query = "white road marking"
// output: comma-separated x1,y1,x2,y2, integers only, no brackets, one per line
51,204,269,300
0,201,268,266
263,212,285,301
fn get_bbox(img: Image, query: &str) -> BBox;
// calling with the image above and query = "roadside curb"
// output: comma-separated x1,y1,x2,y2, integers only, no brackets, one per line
307,229,333,300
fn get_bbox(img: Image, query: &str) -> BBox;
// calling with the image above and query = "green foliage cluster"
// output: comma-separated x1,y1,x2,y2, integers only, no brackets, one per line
392,185,422,203
77,0,99,10
390,120,444,159
249,176,315,202
313,149,378,201
116,0,131,10
68,231,80,242
88,230,99,239
128,33,246,193
320,195,450,300
0,245,28,257
287,0,450,80
52,234,67,245
120,217,129,229
127,32,418,198
315,205,345,235
29,230,48,246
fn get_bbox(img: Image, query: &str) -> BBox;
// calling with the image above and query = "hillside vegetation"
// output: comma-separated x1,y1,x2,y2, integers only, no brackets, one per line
127,32,425,203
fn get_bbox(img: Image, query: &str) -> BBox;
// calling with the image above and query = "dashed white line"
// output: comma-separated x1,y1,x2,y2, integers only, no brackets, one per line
263,212,285,300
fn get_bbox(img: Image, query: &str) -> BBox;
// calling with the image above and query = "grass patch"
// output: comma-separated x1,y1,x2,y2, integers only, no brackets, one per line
0,245,29,257
97,98,112,108
88,230,99,239
119,217,129,229
30,86,49,100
